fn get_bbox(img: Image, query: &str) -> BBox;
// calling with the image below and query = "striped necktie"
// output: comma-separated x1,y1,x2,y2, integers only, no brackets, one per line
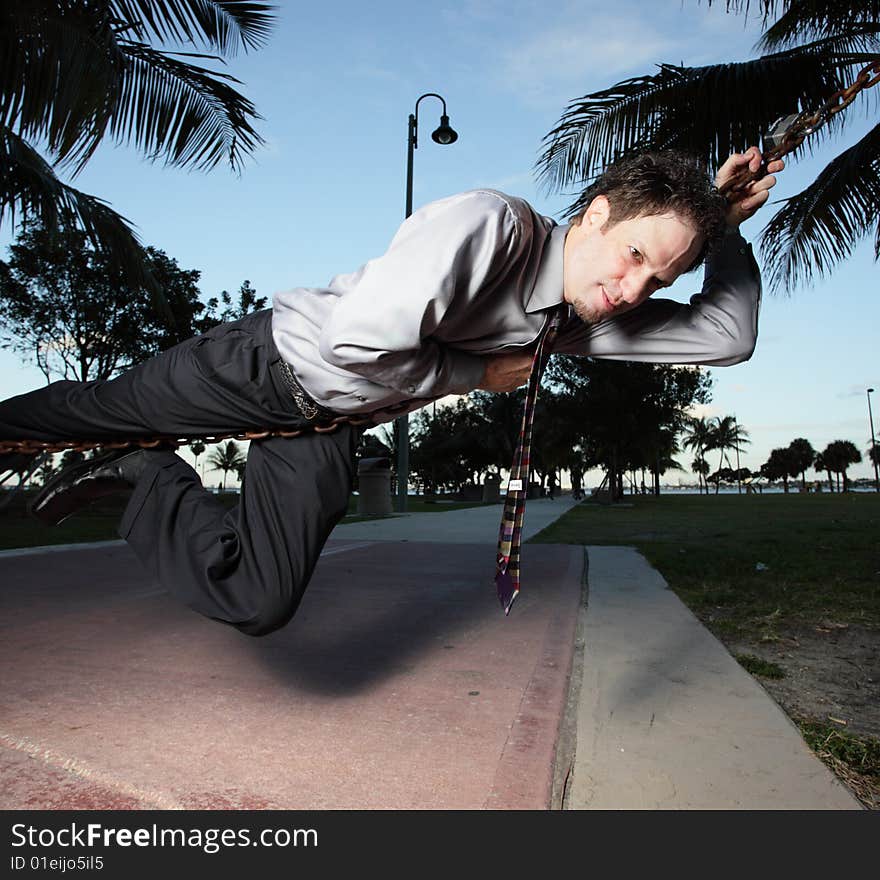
495,305,565,615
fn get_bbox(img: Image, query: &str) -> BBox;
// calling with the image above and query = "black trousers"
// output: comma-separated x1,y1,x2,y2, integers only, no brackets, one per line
0,310,361,636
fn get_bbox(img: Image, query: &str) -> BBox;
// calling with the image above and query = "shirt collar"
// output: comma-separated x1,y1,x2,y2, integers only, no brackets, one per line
525,222,569,314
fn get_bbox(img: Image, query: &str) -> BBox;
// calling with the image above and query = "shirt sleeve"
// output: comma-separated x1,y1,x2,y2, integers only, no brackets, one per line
318,191,523,397
553,228,762,366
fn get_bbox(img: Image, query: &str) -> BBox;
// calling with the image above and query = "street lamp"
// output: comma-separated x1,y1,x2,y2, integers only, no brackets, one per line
733,413,742,494
396,93,458,512
868,388,879,492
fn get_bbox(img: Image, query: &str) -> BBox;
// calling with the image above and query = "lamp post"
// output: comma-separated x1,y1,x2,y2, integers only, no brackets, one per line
733,414,742,494
395,93,458,512
868,388,879,492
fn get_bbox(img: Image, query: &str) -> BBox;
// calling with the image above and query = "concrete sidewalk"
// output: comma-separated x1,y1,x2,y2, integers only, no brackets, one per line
566,546,860,809
333,495,579,543
0,496,863,810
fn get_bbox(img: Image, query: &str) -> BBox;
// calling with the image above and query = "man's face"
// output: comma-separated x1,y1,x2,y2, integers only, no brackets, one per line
562,196,705,325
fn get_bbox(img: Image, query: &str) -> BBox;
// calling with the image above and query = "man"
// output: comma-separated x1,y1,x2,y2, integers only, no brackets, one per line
0,147,783,636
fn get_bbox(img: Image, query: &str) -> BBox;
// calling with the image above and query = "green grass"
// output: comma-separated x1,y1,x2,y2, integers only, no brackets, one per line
735,653,785,679
533,492,880,806
798,719,880,777
532,493,880,636
796,718,880,808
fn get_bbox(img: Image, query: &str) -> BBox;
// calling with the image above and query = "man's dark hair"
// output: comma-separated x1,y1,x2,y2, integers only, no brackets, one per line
570,151,728,272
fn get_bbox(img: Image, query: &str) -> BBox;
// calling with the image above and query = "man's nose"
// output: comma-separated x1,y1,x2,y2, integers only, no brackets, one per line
620,273,650,304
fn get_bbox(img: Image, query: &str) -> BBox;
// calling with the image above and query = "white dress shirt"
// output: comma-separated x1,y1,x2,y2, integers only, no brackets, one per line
272,189,760,423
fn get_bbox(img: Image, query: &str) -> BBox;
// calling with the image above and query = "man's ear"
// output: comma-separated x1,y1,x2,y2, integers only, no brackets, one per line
583,195,610,229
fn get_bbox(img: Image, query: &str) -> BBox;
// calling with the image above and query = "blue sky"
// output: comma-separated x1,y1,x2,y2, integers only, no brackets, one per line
2,0,878,483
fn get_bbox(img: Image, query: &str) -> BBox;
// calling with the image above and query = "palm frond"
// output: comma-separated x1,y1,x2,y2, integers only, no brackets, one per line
536,42,860,201
109,1,275,54
0,3,121,172
111,41,263,173
0,125,159,295
699,0,778,19
760,120,880,292
1,2,270,174
757,1,880,51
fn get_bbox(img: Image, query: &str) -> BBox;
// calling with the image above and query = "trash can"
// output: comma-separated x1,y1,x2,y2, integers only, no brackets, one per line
357,456,393,516
482,473,501,503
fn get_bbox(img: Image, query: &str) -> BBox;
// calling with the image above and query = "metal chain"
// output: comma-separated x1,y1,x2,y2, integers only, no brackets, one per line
719,58,880,194
0,413,378,457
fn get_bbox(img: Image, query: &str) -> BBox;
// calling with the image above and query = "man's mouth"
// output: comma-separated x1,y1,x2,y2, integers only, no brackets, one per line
601,285,617,312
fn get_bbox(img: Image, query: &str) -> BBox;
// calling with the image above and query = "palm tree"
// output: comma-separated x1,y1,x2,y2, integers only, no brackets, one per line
787,437,816,489
1,2,275,291
207,440,245,491
814,450,835,491
762,446,799,492
682,416,715,494
822,439,862,491
537,0,880,294
710,416,751,489
691,455,710,493
189,439,206,477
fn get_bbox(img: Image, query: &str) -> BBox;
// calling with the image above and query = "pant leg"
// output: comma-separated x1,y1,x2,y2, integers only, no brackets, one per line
120,425,359,637
1,308,360,635
0,309,311,441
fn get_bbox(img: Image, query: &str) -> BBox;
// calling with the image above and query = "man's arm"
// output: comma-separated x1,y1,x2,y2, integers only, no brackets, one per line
554,226,762,365
317,190,523,398
554,148,783,366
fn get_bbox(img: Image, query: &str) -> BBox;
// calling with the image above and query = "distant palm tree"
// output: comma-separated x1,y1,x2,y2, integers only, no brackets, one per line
814,451,835,492
691,456,710,494
787,437,816,489
207,440,245,491
682,416,715,494
822,439,862,491
189,439,206,476
1,2,275,290
711,416,751,476
536,0,880,294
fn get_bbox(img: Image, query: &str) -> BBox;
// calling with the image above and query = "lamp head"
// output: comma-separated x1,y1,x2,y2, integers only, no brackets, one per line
431,115,458,145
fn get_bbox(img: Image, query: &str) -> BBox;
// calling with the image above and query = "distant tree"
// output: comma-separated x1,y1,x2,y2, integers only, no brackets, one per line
691,455,710,493
868,443,880,491
410,399,494,494
709,416,750,478
821,440,862,492
707,466,736,492
200,280,268,331
0,225,205,381
814,451,835,492
787,437,816,490
683,416,714,494
59,449,85,470
1,2,276,291
546,357,712,501
189,440,207,476
207,441,245,491
762,446,800,492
